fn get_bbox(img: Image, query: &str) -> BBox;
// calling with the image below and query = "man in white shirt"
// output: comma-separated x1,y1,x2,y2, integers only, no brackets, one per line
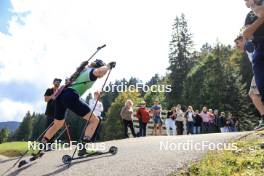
88,91,104,140
89,91,104,119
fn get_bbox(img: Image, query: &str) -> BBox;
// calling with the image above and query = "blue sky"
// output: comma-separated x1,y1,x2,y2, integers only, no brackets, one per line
0,0,30,34
0,0,13,34
0,0,250,122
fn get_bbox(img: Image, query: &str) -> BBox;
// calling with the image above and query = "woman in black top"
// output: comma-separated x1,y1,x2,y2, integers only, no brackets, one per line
193,110,203,134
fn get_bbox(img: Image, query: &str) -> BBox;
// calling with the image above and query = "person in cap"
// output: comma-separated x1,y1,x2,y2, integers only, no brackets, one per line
44,78,62,128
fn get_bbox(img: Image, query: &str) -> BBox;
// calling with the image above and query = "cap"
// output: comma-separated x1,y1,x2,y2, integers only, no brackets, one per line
53,78,62,83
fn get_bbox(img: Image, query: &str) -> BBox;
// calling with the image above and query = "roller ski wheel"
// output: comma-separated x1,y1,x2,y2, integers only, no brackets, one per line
62,155,72,164
18,160,28,168
109,146,118,155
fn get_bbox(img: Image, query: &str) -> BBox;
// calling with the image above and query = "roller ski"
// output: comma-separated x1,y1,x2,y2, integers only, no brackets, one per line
17,127,69,168
17,150,45,168
62,146,118,165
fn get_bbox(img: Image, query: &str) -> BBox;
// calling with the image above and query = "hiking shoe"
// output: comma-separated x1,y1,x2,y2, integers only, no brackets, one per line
254,120,264,130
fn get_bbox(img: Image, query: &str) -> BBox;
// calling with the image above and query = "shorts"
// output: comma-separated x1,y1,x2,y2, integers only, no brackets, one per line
54,88,91,120
45,115,55,128
249,76,260,95
153,116,162,125
252,45,264,101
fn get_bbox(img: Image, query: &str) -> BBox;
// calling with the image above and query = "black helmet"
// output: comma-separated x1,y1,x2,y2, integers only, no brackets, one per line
91,59,106,68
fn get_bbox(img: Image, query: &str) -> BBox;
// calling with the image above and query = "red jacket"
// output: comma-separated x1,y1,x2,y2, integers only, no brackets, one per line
136,107,150,123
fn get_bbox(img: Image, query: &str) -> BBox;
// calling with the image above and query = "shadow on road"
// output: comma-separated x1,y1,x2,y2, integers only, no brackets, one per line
41,154,113,176
4,163,36,176
0,157,19,164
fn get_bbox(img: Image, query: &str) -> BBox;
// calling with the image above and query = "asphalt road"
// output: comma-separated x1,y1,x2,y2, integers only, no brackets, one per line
0,132,249,176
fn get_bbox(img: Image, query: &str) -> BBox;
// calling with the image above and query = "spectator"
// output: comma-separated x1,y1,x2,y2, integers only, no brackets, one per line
136,101,150,137
218,112,227,133
88,91,104,140
165,107,177,136
227,112,235,132
213,109,220,133
193,110,203,134
175,104,184,135
185,106,195,135
231,116,240,132
89,91,104,119
208,109,215,133
44,78,62,128
120,100,137,138
151,100,163,136
200,107,210,134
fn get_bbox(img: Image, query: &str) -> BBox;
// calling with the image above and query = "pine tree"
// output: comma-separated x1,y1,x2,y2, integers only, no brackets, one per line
15,111,34,141
167,14,194,107
0,128,10,143
31,113,46,140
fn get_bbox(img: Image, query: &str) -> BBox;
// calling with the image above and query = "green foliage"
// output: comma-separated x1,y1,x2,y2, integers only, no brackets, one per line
166,14,257,130
182,44,256,130
0,128,10,143
100,91,142,141
30,113,46,140
101,77,142,113
144,75,169,109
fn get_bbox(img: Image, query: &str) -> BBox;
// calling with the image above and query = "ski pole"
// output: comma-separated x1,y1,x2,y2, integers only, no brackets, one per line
54,122,71,142
12,121,54,167
54,44,106,99
1,121,55,176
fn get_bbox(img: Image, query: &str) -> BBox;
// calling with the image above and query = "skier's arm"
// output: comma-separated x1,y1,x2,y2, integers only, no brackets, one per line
93,62,116,78
243,16,264,40
93,66,108,78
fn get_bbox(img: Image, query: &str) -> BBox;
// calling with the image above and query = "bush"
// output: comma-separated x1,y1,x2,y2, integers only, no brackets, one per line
100,90,142,141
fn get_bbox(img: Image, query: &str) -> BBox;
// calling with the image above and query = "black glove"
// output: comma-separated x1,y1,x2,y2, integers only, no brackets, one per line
107,62,116,69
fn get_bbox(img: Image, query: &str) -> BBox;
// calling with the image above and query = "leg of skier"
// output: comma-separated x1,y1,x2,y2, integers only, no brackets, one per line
44,119,65,142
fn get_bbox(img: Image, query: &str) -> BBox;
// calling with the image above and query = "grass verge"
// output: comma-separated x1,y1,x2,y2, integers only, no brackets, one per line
0,142,28,157
169,131,264,176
